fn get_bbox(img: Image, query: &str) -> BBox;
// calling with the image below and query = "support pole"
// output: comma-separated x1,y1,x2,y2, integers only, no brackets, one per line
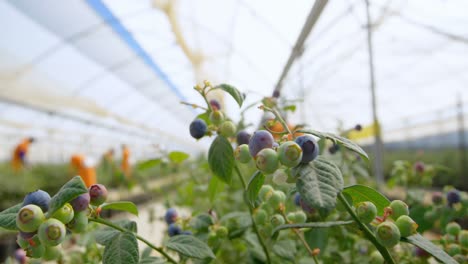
365,0,384,185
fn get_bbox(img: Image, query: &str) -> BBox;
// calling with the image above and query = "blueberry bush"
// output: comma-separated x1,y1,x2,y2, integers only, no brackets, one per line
0,82,466,263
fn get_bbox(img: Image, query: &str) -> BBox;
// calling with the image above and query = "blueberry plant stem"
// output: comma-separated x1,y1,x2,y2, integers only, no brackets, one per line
279,210,317,261
234,164,272,264
89,217,178,264
337,193,396,264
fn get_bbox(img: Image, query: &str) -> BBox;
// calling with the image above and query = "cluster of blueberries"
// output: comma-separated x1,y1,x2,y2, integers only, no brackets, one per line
164,208,191,237
14,184,108,262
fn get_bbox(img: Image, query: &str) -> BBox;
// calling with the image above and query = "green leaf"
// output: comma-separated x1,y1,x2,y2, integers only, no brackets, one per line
207,176,224,203
304,228,329,253
401,234,457,264
166,235,215,259
298,129,369,162
342,185,390,216
272,221,354,236
215,84,245,107
190,213,214,232
95,220,138,246
0,203,22,230
47,176,88,217
168,151,189,164
137,159,161,171
100,202,139,216
272,240,296,260
139,256,165,264
246,171,265,207
208,136,234,184
196,112,211,125
103,232,139,264
292,157,343,213
283,105,296,113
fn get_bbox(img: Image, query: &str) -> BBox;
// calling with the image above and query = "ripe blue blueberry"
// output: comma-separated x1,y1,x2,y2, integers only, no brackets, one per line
248,130,274,157
294,193,301,207
164,208,178,224
168,223,182,237
294,135,319,163
446,190,460,206
189,119,207,139
23,190,51,213
70,193,90,212
236,131,251,145
355,124,362,131
89,184,108,206
328,143,340,154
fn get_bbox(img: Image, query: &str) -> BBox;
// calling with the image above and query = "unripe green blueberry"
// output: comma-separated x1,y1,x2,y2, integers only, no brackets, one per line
38,218,66,246
446,244,461,256
209,110,224,125
444,234,456,243
375,222,401,248
389,200,409,220
16,204,45,232
219,121,236,137
355,202,377,224
294,211,307,223
277,141,303,168
445,222,461,236
270,214,285,227
89,184,108,206
254,209,268,225
268,191,283,210
255,148,279,174
234,144,251,163
25,235,45,259
52,203,74,224
216,226,229,238
16,234,29,249
27,244,45,259
67,211,88,233
286,212,296,223
423,210,437,222
459,230,468,249
259,185,274,201
369,251,384,264
395,215,418,237
43,245,61,261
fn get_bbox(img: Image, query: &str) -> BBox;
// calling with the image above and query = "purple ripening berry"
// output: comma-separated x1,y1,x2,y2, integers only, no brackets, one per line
164,208,178,224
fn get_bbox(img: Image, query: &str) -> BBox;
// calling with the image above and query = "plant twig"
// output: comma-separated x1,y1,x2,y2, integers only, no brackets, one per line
260,105,294,139
89,217,178,264
234,164,272,264
337,192,396,264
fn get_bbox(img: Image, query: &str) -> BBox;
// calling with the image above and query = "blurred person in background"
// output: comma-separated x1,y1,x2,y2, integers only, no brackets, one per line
70,154,97,187
11,137,35,172
121,144,131,179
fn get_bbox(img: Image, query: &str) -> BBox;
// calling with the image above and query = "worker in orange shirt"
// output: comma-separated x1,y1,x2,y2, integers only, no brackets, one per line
11,137,35,172
70,154,97,188
121,144,131,179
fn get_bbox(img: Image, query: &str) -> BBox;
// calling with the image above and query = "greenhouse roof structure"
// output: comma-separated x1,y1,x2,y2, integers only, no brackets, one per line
1,0,467,162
